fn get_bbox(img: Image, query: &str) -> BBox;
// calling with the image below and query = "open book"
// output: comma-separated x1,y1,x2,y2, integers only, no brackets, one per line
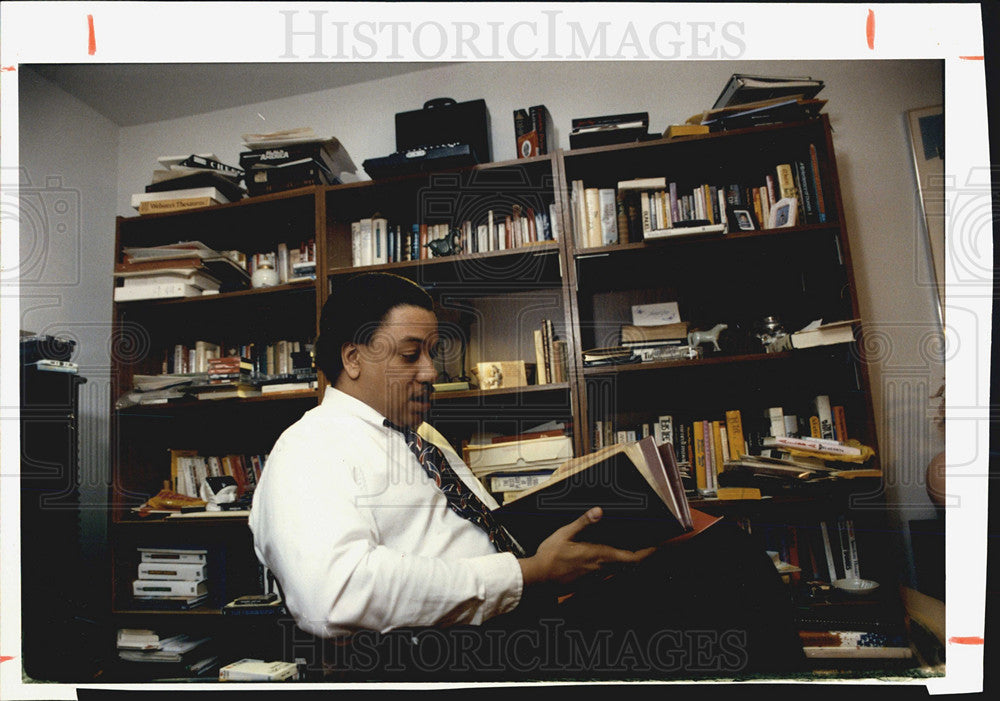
493,436,720,555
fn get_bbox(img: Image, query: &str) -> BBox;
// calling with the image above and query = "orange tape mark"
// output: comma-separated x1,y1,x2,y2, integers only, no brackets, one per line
866,9,875,50
0,656,14,663
88,14,96,55
960,56,984,60
949,636,985,645
1,66,15,72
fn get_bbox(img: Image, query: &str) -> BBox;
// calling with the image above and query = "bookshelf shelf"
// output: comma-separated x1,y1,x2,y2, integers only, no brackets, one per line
573,222,839,257
117,390,319,415
114,280,315,307
432,382,571,402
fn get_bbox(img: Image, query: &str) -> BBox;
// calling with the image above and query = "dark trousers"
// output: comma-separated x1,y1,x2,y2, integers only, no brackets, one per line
304,523,805,682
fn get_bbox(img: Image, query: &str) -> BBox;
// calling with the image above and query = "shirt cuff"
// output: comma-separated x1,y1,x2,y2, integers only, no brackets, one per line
466,551,523,620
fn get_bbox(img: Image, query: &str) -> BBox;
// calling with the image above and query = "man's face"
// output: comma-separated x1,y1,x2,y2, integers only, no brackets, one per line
351,304,439,428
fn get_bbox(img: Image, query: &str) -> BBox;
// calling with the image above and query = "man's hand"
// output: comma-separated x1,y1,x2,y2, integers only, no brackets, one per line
518,507,656,587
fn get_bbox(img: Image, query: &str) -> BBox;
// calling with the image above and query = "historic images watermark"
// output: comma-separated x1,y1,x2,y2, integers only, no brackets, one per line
280,618,749,680
279,10,746,61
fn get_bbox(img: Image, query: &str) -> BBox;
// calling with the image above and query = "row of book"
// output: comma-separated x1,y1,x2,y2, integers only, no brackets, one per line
593,396,868,494
532,319,569,385
747,516,867,588
116,242,247,301
161,339,313,379
569,144,828,250
170,449,265,500
348,205,560,268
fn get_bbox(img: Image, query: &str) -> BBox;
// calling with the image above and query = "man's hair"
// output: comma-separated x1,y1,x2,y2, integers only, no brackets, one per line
315,272,435,382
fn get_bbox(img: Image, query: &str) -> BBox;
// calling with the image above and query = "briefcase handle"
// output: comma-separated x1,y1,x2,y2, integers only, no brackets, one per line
423,97,457,110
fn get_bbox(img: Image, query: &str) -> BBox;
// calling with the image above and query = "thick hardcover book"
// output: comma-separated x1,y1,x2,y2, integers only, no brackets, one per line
493,437,720,556
711,74,825,109
145,171,246,202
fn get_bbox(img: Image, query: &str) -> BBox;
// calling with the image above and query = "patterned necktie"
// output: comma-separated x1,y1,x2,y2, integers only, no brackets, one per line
384,419,523,556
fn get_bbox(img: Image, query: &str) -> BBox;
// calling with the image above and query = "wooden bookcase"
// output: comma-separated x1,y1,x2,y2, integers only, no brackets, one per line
107,115,910,679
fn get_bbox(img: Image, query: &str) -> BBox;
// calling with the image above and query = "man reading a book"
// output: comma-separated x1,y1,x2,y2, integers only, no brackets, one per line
250,272,802,680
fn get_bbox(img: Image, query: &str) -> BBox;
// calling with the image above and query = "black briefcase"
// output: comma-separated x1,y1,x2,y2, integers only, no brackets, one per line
395,97,492,164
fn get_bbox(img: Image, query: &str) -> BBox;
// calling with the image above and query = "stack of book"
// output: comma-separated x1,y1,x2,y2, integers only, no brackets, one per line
239,127,357,196
116,628,218,678
117,241,250,298
465,431,574,503
133,154,246,214
206,356,253,384
131,546,210,610
569,111,652,150
710,73,825,110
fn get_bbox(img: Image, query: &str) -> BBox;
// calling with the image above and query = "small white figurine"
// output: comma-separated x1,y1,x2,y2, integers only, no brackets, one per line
687,323,728,352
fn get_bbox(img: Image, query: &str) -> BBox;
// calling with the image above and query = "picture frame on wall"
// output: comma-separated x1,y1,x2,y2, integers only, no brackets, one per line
906,104,945,320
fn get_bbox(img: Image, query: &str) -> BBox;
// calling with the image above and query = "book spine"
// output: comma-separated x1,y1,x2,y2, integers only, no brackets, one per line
640,191,652,234
776,164,797,200
819,521,838,582
724,409,745,459
584,188,601,248
809,143,827,223
693,422,707,491
837,516,856,580
809,415,822,438
833,405,849,442
598,189,618,246
533,329,548,384
766,407,786,437
795,160,813,223
711,421,725,484
655,415,674,447
845,518,861,579
703,420,715,491
677,422,690,465
814,395,836,440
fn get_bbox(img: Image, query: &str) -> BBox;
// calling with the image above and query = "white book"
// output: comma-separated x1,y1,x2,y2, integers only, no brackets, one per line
219,658,299,682
139,547,208,564
643,223,726,240
598,188,618,245
761,435,862,456
131,187,231,209
655,415,674,447
766,407,786,437
137,561,207,581
814,394,836,440
617,176,667,191
549,203,561,241
350,221,362,267
359,218,373,266
133,579,208,598
114,282,203,302
119,271,219,291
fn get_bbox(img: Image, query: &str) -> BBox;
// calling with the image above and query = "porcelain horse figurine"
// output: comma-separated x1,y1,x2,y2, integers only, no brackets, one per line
687,323,728,352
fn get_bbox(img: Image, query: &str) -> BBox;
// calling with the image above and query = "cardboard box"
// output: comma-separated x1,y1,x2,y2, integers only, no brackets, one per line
466,435,573,477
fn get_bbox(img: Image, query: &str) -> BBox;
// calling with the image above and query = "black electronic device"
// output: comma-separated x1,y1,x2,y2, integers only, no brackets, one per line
363,98,491,179
362,143,476,180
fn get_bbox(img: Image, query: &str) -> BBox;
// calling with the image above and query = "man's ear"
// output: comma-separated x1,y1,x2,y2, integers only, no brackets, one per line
341,342,362,380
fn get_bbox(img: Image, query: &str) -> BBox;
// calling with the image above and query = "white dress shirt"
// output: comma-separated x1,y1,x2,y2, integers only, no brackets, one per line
249,386,523,638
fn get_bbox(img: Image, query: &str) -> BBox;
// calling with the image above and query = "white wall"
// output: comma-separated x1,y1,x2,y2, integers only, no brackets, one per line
71,59,945,586
17,67,119,566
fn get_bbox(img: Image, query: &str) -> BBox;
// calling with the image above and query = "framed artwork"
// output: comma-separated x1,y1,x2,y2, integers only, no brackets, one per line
767,197,798,229
475,360,528,390
727,206,757,231
906,104,945,318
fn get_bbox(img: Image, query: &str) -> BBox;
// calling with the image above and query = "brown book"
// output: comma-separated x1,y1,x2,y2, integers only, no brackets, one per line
493,436,721,556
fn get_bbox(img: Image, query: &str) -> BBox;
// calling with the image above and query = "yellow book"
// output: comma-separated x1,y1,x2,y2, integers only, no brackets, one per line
776,164,798,200
138,197,219,214
693,421,707,491
809,415,822,438
725,410,746,460
664,123,710,139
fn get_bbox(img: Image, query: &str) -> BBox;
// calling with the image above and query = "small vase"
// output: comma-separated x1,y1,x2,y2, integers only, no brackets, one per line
251,263,279,288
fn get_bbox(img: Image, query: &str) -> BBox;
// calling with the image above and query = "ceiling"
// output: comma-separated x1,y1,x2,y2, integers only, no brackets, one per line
27,63,452,126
